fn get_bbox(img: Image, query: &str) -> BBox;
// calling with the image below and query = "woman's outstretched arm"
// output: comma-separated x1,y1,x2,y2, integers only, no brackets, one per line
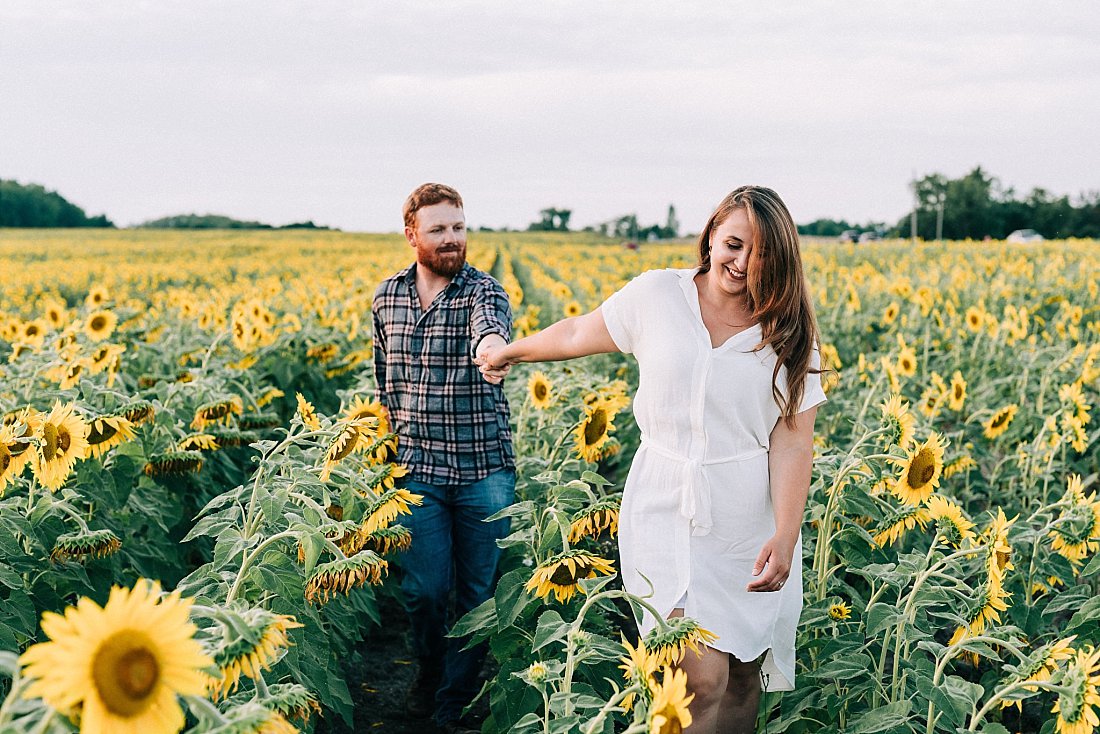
477,307,618,383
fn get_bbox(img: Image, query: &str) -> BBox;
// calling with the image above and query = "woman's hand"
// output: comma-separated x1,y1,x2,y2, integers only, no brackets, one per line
746,534,796,592
475,338,513,384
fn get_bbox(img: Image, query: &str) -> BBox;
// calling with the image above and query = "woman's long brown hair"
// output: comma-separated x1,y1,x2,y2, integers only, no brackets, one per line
696,186,822,428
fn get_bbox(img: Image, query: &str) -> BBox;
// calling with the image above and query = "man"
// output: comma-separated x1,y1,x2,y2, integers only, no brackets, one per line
371,183,514,733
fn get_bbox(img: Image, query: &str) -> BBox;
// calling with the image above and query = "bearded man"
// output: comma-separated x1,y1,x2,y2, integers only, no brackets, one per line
370,183,514,733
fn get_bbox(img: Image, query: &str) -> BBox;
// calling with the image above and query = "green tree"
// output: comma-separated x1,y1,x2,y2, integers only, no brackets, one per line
0,179,114,227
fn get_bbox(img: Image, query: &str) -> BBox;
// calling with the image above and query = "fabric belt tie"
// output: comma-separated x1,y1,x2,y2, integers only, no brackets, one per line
640,438,768,537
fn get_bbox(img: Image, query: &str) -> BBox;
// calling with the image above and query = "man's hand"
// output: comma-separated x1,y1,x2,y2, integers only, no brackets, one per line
475,334,512,385
746,534,796,592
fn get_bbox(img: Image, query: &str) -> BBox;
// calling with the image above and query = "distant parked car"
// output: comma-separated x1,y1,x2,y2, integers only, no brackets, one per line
858,231,882,243
838,230,860,243
1006,229,1045,243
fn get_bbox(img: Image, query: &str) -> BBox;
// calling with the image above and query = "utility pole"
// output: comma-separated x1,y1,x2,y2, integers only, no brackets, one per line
934,192,946,243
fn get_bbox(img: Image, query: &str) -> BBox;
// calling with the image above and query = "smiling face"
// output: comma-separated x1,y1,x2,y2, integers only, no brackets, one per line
705,207,754,299
406,202,467,278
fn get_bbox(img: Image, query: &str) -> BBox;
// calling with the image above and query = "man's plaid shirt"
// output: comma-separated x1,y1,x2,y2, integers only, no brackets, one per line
371,262,514,487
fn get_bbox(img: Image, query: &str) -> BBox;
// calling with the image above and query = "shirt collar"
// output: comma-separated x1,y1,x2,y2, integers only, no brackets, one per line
401,262,472,290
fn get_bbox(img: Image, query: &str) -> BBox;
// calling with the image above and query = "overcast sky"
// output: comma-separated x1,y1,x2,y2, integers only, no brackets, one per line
2,1,1098,232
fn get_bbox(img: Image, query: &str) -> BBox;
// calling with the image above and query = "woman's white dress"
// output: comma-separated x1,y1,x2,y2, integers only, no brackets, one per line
600,267,826,691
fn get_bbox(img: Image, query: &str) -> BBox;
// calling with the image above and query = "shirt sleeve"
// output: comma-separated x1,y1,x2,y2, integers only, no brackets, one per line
600,269,660,354
469,279,513,358
798,346,827,413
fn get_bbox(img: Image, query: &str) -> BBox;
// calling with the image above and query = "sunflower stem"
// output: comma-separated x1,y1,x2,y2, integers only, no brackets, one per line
185,694,231,724
966,678,1066,731
48,498,91,532
226,529,299,605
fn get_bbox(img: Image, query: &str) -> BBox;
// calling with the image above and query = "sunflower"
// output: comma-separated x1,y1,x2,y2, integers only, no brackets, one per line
304,552,388,605
207,429,256,448
891,432,946,506
646,666,694,734
828,601,852,621
121,401,156,426
983,508,1016,585
238,412,281,431
50,529,123,563
177,433,220,452
948,577,1010,646
19,580,212,734
357,525,413,556
879,394,916,449
984,405,1018,440
207,609,303,700
210,703,299,734
343,396,389,438
191,396,244,430
965,306,985,332
357,488,423,537
872,505,931,547
89,344,126,375
254,386,285,408
527,371,553,410
575,402,615,463
295,393,321,431
43,299,68,329
306,342,339,362
1049,475,1100,563
318,421,367,481
882,302,900,325
84,310,118,342
563,300,583,318
32,401,90,491
918,372,947,419
643,616,719,669
143,451,204,478
618,637,660,711
264,683,321,726
524,661,549,686
568,500,621,542
943,455,977,479
525,550,616,603
1000,636,1076,711
1053,646,1100,734
85,285,110,308
0,423,34,492
896,347,918,377
86,415,137,458
925,495,976,548
948,371,967,411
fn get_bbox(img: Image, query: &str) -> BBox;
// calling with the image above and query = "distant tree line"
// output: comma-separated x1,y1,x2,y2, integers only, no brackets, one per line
528,205,682,240
138,214,333,230
799,167,1100,240
0,179,113,227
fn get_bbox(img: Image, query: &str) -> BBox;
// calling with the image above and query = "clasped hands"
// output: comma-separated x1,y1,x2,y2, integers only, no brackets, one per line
474,334,513,385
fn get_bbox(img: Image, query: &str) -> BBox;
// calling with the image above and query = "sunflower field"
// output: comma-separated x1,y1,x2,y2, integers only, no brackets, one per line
0,228,1097,734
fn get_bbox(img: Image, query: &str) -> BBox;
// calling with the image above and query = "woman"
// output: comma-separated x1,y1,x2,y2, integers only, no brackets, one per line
478,186,825,733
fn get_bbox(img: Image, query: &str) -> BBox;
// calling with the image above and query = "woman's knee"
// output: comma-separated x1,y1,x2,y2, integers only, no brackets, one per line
726,656,762,697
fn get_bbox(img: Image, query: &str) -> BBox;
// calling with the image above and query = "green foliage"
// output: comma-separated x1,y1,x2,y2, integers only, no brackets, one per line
0,179,113,228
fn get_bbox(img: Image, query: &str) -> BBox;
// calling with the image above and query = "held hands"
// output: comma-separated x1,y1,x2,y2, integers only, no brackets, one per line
747,533,796,593
474,334,514,385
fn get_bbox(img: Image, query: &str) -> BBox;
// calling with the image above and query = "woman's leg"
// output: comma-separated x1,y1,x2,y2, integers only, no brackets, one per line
716,654,763,733
667,608,728,734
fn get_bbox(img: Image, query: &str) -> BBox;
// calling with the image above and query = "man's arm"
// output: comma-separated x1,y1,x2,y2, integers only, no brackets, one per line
371,301,389,406
470,280,513,360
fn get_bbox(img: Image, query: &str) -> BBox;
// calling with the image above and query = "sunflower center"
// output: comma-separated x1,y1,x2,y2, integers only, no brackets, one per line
533,382,548,401
991,411,1009,429
42,423,60,461
954,385,964,399
584,410,608,446
332,428,360,461
907,449,936,489
550,561,584,586
90,316,107,331
89,423,119,445
0,445,10,473
92,633,160,716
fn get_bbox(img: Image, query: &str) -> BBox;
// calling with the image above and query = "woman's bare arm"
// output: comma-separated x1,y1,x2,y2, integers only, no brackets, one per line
477,307,618,382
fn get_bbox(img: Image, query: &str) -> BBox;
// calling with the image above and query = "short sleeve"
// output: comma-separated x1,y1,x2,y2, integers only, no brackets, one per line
798,347,827,413
600,270,662,354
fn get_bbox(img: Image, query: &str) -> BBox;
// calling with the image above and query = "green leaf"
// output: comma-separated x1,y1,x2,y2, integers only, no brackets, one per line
1080,552,1100,577
496,567,535,629
531,610,568,652
845,699,912,733
0,650,19,678
866,604,902,637
810,652,874,680
580,470,612,487
451,597,497,642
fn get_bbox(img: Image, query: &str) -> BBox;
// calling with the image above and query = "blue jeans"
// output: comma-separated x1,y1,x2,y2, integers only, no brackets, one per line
401,468,515,725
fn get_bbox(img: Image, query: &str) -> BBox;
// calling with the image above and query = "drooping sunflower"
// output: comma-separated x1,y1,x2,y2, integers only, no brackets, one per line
50,528,123,563
647,667,694,734
89,343,126,375
238,412,281,431
254,386,285,408
524,550,616,603
264,682,322,726
982,508,1016,586
1052,646,1100,734
1000,636,1076,711
643,616,719,669
295,393,321,431
890,432,946,506
357,488,423,537
19,580,212,734
357,525,413,556
191,396,244,430
207,428,256,449
318,421,366,481
120,400,156,426
872,505,931,547
879,394,916,449
943,455,977,479
575,402,615,463
527,371,553,410
206,609,303,700
143,451,204,478
568,499,621,542
177,433,220,452
343,396,389,438
925,495,976,548
984,404,1018,440
32,401,90,491
86,415,137,458
948,576,1011,646
948,371,967,411
304,552,389,605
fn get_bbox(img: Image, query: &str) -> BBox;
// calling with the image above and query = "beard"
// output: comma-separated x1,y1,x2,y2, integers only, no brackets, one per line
418,244,467,278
